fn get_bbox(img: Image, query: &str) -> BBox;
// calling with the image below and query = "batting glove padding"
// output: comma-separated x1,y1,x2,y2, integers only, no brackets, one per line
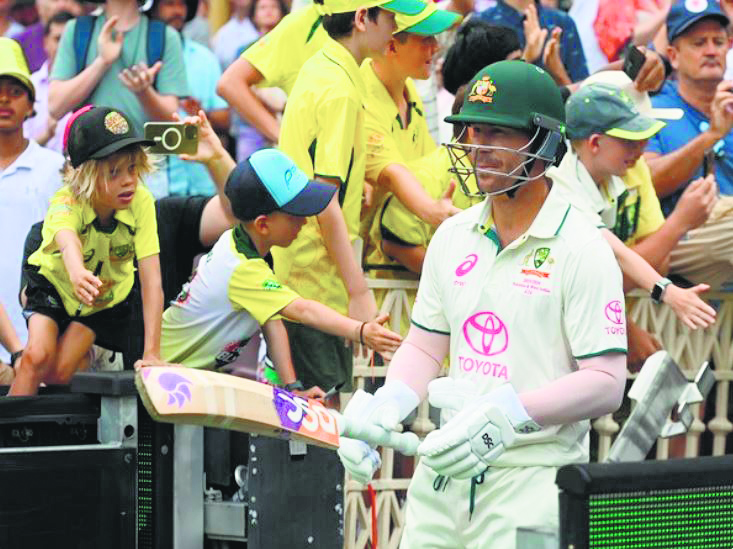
418,382,540,479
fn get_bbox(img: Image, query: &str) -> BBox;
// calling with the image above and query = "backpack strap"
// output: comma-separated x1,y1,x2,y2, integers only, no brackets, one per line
146,19,166,87
73,15,97,76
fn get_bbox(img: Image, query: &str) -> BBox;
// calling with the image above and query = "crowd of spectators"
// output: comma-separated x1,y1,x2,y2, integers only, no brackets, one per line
0,0,731,434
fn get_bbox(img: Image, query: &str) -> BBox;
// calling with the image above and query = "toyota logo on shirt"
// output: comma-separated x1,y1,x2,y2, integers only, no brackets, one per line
604,300,624,325
462,311,509,357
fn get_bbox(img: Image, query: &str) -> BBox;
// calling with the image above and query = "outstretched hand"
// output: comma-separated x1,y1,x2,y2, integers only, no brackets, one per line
663,283,716,330
361,313,402,359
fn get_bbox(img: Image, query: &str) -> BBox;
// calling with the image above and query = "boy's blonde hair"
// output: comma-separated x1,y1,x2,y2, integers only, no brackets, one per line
62,145,156,204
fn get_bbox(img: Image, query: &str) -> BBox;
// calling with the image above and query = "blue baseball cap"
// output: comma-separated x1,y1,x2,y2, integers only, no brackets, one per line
667,0,729,42
225,149,337,221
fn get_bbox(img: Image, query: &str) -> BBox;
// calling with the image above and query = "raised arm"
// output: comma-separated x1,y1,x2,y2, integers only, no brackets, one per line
49,16,123,119
217,57,280,143
176,110,238,247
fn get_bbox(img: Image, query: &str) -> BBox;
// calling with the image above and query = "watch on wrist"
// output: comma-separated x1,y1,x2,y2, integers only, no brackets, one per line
651,278,673,305
284,380,305,392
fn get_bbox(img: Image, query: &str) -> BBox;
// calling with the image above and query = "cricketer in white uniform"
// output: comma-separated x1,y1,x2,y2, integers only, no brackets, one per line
337,61,628,549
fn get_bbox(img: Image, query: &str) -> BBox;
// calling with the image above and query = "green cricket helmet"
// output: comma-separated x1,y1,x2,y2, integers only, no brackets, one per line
445,60,567,197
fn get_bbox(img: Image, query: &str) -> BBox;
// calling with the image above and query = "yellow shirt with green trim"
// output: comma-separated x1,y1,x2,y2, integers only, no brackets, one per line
273,38,367,315
242,4,328,95
161,226,299,369
361,59,437,252
616,157,665,246
29,185,159,316
362,59,436,185
412,184,626,467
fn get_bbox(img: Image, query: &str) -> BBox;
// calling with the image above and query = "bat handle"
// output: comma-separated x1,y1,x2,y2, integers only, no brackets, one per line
336,413,420,456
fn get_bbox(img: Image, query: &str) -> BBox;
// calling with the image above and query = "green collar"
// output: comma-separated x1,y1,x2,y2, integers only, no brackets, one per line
233,225,275,268
233,224,261,259
475,184,571,241
79,197,137,235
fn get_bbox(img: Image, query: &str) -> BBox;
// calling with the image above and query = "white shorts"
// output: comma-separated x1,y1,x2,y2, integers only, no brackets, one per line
400,461,559,549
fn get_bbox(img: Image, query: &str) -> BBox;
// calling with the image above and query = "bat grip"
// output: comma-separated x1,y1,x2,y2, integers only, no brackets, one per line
338,413,420,456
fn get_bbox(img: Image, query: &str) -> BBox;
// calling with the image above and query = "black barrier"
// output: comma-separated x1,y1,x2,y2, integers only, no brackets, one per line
0,373,175,548
557,456,733,549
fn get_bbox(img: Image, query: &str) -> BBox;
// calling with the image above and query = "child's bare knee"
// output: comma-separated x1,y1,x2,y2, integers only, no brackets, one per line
21,344,54,378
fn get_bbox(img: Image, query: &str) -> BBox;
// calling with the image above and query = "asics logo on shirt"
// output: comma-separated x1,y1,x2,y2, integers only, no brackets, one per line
455,254,478,277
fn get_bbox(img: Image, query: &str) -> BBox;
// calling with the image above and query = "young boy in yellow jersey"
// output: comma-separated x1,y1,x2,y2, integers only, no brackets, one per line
10,106,164,396
160,148,403,396
363,2,461,232
360,4,460,333
274,0,425,399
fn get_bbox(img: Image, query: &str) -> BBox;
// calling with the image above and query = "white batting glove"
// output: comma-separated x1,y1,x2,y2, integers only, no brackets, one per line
418,383,540,479
337,382,419,485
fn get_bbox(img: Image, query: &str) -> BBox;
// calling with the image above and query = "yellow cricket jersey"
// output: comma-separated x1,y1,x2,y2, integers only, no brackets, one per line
242,4,328,95
616,157,665,246
362,59,436,184
360,59,437,244
29,185,159,316
274,38,367,315
162,226,299,369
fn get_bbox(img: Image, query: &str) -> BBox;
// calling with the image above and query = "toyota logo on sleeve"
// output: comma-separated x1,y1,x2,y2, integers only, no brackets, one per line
462,311,509,356
604,300,624,325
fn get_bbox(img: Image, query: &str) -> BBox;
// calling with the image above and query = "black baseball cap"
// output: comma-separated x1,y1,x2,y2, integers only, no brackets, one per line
225,149,338,221
667,0,729,42
63,106,154,168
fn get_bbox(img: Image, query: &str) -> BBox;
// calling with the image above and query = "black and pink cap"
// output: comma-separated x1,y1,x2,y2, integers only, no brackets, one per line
63,105,154,167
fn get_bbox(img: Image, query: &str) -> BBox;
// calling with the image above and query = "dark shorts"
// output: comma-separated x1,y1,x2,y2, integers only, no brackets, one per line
23,264,133,352
283,320,353,392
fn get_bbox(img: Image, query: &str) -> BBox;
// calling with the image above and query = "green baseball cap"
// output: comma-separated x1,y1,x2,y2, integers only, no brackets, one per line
395,2,462,35
445,61,566,134
0,37,34,102
565,83,665,141
316,0,426,16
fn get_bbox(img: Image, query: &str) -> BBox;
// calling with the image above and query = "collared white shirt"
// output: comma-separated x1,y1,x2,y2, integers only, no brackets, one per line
0,140,64,357
548,145,627,229
24,61,72,154
412,184,626,467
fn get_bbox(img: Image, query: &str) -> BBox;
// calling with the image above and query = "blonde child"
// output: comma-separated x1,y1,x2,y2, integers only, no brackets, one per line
10,106,163,396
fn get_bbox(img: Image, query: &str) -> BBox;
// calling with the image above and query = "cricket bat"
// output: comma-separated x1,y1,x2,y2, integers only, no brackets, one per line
135,366,419,455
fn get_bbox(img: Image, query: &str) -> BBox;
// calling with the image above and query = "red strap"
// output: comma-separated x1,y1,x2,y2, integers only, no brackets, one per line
367,483,378,548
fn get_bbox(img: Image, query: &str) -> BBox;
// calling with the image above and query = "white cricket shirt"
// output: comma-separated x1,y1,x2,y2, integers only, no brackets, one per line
412,184,627,467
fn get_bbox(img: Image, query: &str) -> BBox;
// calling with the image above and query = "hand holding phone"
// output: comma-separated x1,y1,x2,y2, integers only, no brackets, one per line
144,122,199,155
623,45,646,82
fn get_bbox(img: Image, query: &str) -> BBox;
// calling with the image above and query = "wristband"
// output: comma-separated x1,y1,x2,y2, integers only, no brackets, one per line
359,322,366,346
9,349,22,368
284,380,305,392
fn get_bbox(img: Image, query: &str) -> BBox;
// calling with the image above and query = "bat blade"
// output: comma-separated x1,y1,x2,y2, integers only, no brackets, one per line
135,366,341,449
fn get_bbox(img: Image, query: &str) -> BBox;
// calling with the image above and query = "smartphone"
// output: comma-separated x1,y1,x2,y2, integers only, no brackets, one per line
144,122,198,155
623,45,646,81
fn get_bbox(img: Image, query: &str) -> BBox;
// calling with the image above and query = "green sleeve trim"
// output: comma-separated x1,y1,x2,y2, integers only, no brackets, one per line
575,348,628,360
411,319,450,335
